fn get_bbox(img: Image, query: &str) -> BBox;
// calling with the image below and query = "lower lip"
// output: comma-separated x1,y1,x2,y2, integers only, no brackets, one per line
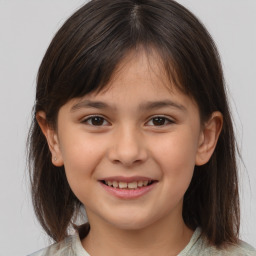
99,182,156,199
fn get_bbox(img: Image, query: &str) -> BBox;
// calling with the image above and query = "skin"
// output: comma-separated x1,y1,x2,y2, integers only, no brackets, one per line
38,50,223,256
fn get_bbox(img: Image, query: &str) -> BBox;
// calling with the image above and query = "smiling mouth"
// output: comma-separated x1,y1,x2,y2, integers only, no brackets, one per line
100,180,156,190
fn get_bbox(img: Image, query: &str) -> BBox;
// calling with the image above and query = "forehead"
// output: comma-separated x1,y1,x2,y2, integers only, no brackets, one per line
68,49,198,113
96,48,176,96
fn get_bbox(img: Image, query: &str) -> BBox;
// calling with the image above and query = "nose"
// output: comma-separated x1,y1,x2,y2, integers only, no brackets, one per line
107,126,148,167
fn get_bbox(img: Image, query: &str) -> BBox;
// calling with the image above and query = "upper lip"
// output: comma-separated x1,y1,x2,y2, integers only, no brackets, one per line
99,176,157,182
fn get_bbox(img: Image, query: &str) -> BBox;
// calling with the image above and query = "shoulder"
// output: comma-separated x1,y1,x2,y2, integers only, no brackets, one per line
179,228,256,256
28,235,74,256
232,241,256,256
201,240,256,256
196,237,256,255
27,233,89,256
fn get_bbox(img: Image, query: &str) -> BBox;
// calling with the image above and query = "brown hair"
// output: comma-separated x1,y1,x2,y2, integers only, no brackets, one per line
28,0,240,247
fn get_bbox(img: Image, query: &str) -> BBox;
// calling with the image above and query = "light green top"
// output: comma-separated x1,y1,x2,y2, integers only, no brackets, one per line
28,227,256,256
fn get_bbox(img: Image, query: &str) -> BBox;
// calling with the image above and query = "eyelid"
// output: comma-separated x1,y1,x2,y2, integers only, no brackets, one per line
145,115,175,126
81,115,111,126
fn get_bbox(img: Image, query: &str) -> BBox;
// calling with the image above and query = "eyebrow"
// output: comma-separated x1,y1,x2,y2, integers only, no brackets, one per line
70,99,186,112
71,100,115,112
139,100,186,111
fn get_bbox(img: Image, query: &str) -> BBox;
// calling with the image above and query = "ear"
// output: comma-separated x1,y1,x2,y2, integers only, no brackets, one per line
36,111,64,167
196,111,223,166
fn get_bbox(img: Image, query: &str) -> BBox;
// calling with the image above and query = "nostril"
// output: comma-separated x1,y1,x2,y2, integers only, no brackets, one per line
107,137,148,166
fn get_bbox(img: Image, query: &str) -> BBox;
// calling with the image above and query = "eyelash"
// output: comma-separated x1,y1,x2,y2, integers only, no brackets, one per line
82,115,110,126
146,116,174,126
81,115,175,127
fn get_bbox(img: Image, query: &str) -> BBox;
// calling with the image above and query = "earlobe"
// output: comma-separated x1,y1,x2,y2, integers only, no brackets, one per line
36,111,64,167
195,111,223,166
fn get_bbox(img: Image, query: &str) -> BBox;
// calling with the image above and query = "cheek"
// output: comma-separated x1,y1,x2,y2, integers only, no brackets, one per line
150,130,199,189
152,131,198,167
58,132,106,194
59,129,106,167
149,133,198,214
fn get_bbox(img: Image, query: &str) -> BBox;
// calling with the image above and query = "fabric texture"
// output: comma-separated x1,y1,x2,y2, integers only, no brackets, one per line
28,227,256,256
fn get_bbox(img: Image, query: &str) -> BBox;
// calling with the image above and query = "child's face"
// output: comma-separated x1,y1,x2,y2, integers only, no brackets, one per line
52,51,206,230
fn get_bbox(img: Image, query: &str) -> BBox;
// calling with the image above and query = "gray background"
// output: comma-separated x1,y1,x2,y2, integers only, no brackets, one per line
0,1,255,255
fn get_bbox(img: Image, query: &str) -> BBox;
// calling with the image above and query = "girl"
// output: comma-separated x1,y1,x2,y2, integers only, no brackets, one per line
28,0,256,255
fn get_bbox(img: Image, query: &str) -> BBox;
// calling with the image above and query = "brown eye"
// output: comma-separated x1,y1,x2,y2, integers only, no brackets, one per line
91,117,104,126
83,116,109,126
146,116,174,126
152,117,166,126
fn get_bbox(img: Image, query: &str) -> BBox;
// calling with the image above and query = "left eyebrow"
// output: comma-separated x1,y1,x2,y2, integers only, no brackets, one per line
138,100,186,112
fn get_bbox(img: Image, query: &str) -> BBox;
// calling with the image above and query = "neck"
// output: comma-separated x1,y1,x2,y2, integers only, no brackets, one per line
82,212,193,256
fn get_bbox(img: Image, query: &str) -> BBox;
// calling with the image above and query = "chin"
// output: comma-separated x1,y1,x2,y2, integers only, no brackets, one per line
111,221,150,231
104,212,157,231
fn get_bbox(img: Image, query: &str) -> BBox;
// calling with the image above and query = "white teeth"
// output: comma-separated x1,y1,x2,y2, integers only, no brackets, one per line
107,181,113,186
128,181,138,189
119,182,128,189
104,180,153,189
143,181,148,186
112,181,118,188
137,181,143,187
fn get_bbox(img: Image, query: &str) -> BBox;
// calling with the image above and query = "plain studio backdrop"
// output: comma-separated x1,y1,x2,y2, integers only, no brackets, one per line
0,1,255,255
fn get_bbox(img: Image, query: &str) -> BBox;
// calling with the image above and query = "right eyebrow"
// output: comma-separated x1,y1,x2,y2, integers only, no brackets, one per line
70,100,116,112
